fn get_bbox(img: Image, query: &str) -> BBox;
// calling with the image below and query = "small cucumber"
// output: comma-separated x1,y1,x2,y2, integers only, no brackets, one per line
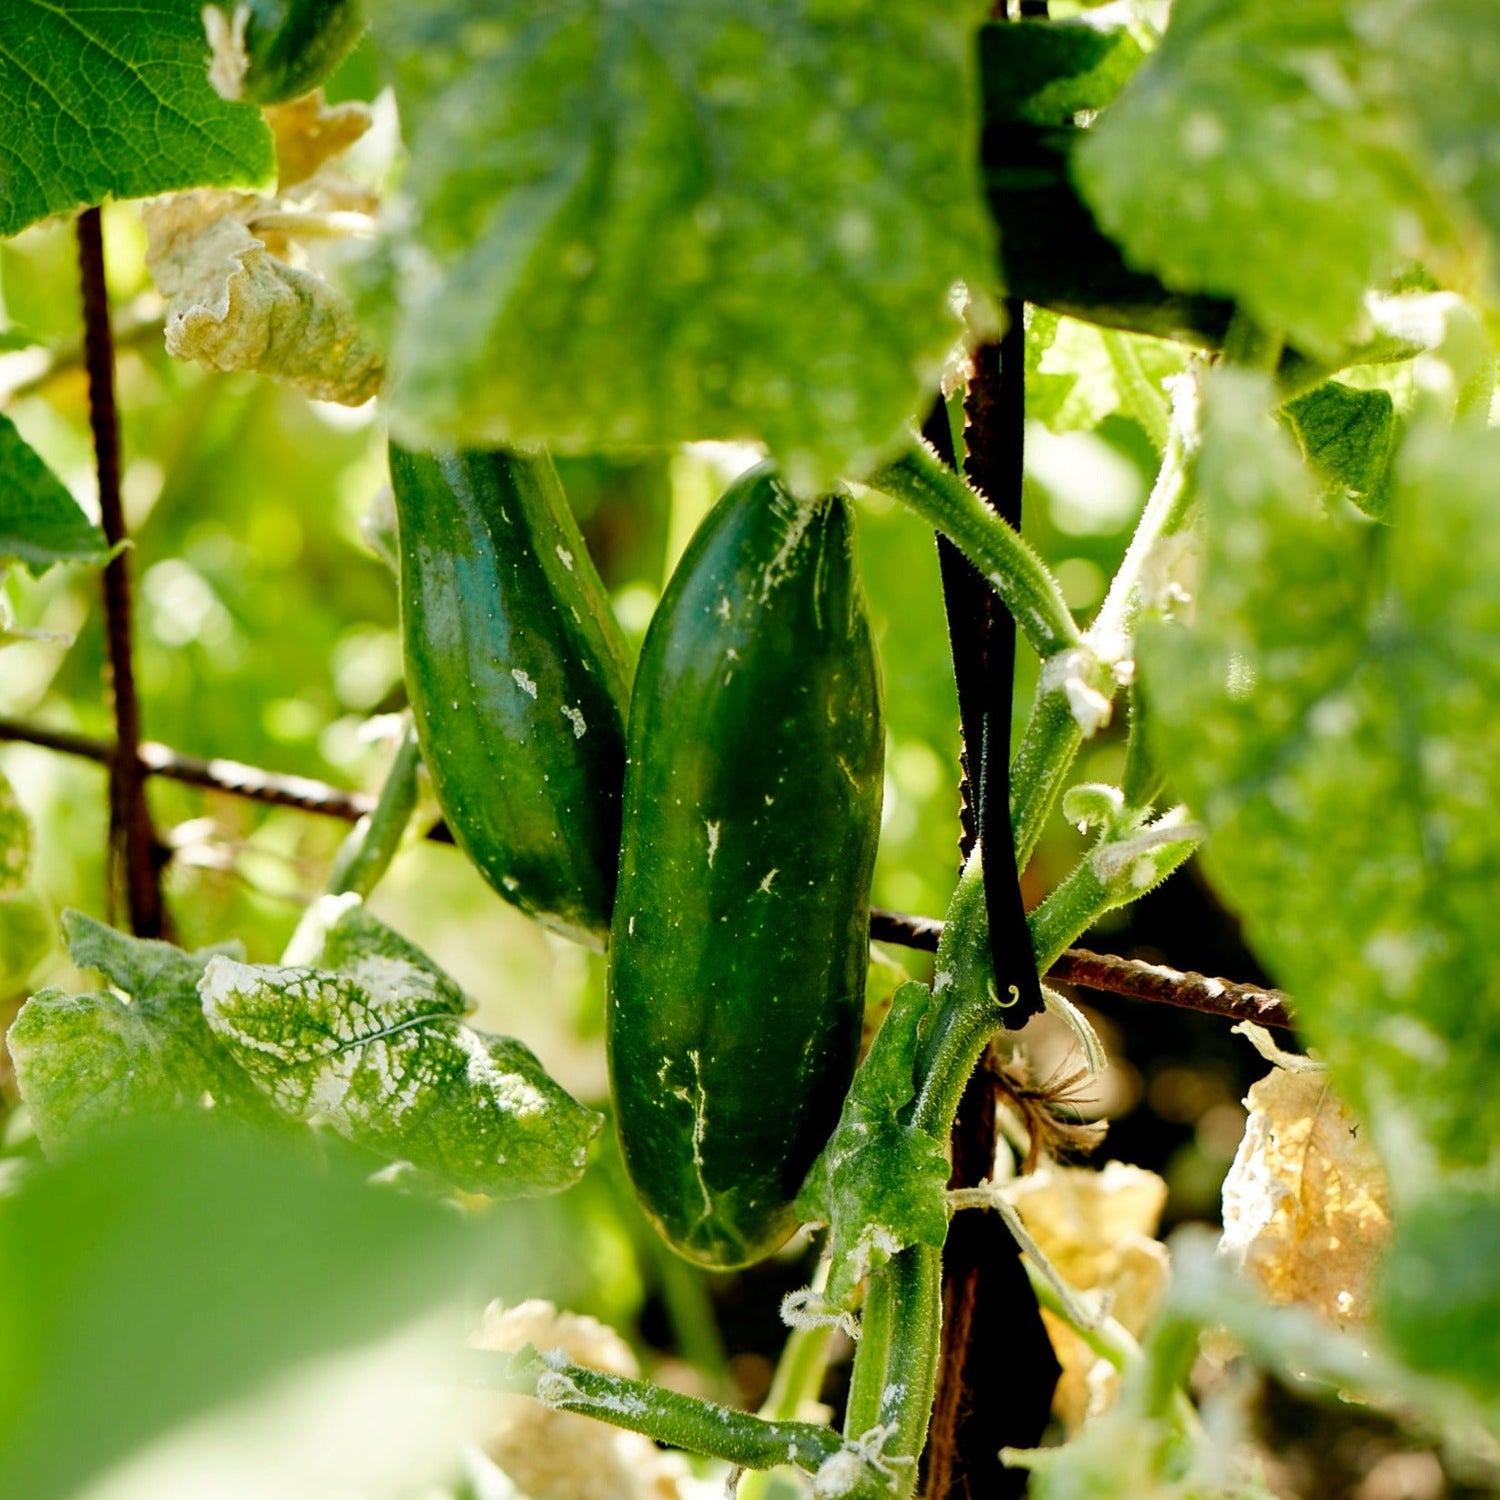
608,463,884,1269
205,0,365,106
389,444,630,949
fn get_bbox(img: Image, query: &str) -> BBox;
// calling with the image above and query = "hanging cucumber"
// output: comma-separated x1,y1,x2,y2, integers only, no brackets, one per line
204,0,365,106
389,444,630,949
608,463,884,1270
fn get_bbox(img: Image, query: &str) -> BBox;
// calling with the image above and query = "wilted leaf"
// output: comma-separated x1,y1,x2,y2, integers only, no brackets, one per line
201,954,600,1196
363,0,995,492
795,982,952,1307
143,189,384,405
7,912,267,1155
1005,1161,1171,1429
264,93,374,192
0,415,113,576
1221,1055,1391,1325
0,0,272,239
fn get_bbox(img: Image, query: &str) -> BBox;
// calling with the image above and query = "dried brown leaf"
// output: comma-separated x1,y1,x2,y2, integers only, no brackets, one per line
1005,1161,1171,1430
1220,1062,1392,1326
265,93,373,191
143,189,383,406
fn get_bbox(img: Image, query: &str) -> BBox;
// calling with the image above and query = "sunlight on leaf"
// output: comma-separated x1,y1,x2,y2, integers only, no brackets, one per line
1141,371,1500,1175
201,948,600,1196
363,0,995,491
0,0,272,238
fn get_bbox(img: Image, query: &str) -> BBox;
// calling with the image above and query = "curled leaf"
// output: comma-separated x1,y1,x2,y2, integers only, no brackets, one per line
143,188,383,405
1220,1057,1391,1326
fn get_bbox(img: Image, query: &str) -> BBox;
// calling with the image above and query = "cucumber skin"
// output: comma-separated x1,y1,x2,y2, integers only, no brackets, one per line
237,0,365,105
608,464,884,1270
390,444,630,949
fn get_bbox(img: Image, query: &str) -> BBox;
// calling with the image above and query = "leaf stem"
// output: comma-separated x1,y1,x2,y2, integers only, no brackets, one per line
867,444,1081,662
326,717,422,898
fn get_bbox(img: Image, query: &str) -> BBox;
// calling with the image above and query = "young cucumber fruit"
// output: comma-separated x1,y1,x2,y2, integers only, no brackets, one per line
608,463,884,1269
205,0,365,106
389,444,630,949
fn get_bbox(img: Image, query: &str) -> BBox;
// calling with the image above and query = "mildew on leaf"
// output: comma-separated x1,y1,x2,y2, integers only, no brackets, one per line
200,952,600,1197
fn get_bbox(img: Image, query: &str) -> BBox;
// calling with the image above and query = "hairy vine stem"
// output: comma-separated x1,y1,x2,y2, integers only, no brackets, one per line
76,208,166,939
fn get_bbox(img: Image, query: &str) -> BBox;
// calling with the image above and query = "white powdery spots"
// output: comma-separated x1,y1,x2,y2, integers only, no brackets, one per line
561,704,587,738
459,1028,550,1119
555,545,575,570
512,668,539,698
1041,647,1113,738
704,820,721,868
759,493,819,601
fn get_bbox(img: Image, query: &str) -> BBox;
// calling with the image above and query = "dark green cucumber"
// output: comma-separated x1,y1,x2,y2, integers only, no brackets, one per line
206,0,365,106
608,463,884,1269
389,444,630,948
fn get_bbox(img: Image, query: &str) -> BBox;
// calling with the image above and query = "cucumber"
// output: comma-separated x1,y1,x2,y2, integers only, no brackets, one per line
389,444,630,949
205,0,365,106
608,463,884,1269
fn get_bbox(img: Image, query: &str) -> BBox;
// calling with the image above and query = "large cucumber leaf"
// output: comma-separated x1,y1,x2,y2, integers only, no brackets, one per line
1074,0,1445,358
8,913,271,1155
201,901,600,1196
362,0,994,492
1141,371,1500,1175
0,0,272,238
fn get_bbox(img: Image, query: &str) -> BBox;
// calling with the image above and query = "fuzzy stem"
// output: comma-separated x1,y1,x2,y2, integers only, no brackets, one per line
466,1347,845,1476
867,444,1081,662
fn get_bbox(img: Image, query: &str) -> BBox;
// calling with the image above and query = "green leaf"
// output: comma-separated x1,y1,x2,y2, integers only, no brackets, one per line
0,766,33,893
1360,0,1500,275
364,0,994,492
200,952,601,1196
1141,371,1500,1170
795,982,951,1307
0,414,113,575
0,1120,487,1500
1378,1190,1500,1402
1284,380,1399,520
1074,0,1436,358
0,0,273,239
0,892,51,990
8,912,267,1154
979,18,1144,128
283,890,468,1013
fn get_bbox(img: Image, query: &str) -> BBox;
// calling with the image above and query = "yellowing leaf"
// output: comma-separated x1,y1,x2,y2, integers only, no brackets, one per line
1220,1059,1391,1326
1004,1161,1171,1430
